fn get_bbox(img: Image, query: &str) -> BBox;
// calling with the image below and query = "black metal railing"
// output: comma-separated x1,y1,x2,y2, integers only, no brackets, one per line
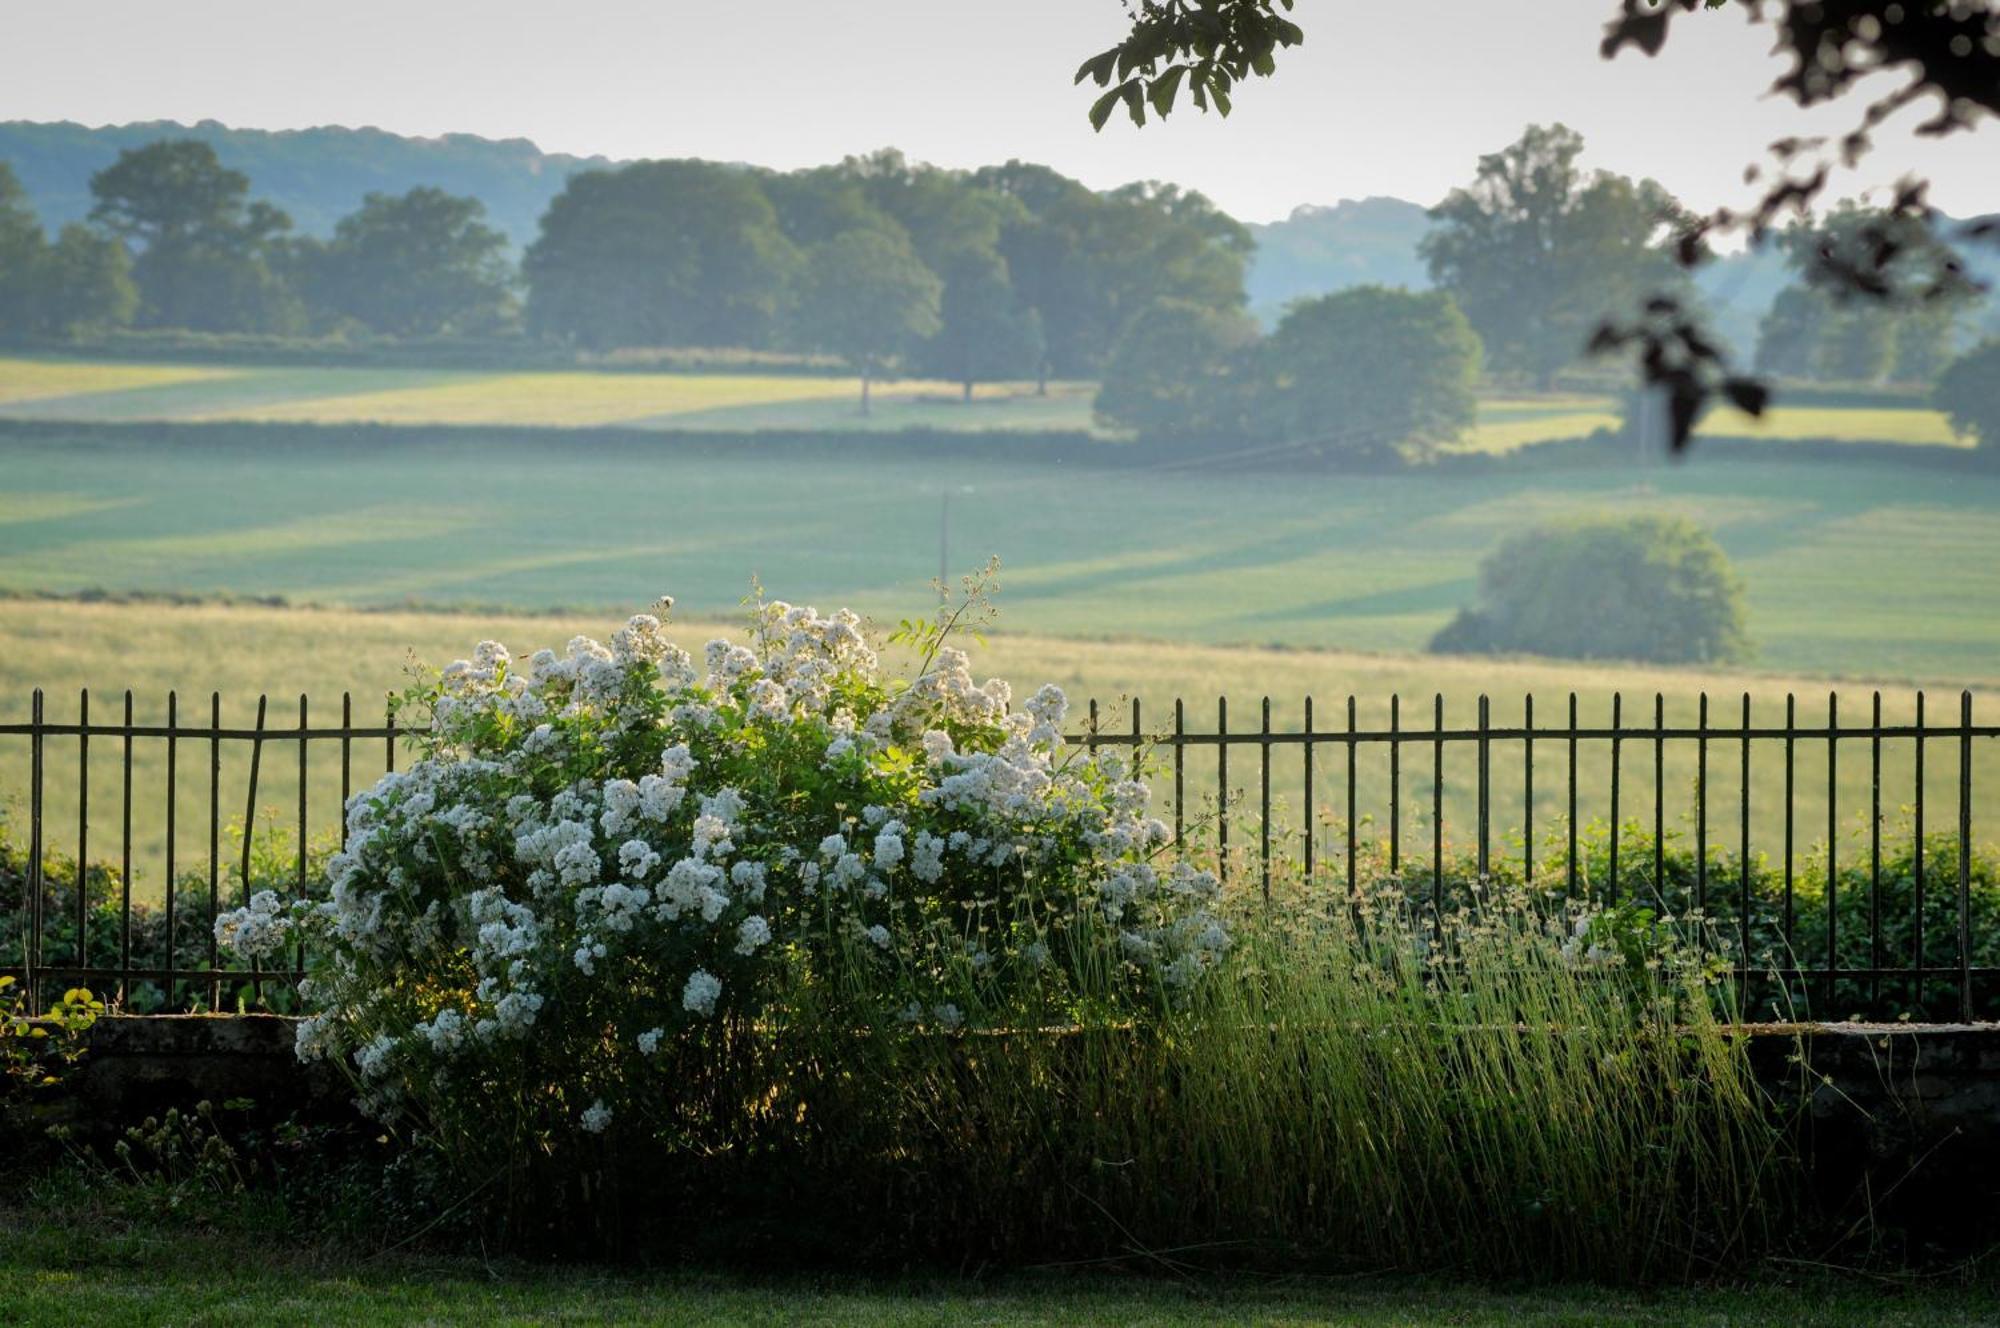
3,686,1996,1019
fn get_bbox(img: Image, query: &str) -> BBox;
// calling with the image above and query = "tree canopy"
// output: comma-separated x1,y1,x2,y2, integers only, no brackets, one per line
791,229,943,413
291,187,515,338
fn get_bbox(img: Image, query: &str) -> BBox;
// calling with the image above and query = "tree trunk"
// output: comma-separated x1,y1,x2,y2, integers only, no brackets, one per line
962,378,973,404
1036,360,1049,397
861,369,871,418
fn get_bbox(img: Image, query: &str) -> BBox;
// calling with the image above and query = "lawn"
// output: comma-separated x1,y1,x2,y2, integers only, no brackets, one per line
2,1214,1995,1327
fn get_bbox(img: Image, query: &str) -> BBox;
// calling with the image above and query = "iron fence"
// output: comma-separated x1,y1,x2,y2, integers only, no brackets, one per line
2,686,1996,1019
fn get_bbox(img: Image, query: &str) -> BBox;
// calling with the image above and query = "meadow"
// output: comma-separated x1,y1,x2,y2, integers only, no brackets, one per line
3,598,1994,897
0,355,1969,448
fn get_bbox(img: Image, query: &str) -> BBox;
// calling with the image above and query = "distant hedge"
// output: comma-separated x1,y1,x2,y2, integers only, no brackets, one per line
1431,515,1750,665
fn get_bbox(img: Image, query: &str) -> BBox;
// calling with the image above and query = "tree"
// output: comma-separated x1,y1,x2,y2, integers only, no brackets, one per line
792,229,942,415
1248,286,1481,462
524,160,798,350
1431,516,1750,665
1083,0,2000,449
1814,306,1896,384
88,139,299,333
0,162,134,341
924,247,1044,401
298,188,514,337
1419,125,1691,389
1936,340,2000,453
1093,298,1259,439
1753,286,1828,380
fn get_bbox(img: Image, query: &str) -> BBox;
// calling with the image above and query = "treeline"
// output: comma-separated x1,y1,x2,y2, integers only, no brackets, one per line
0,141,1252,403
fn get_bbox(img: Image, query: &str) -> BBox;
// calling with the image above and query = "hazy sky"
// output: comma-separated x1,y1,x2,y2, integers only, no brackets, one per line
3,0,1993,223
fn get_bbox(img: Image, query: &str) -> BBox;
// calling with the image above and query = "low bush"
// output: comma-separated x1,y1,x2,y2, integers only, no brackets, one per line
1431,515,1751,664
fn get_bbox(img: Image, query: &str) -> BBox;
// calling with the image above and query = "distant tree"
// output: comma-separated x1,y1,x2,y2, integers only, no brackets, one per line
925,247,1044,401
1888,304,1966,387
32,223,137,337
1419,125,1692,389
792,229,942,415
1936,340,2000,453
1813,306,1896,384
1752,286,1828,381
0,163,133,340
524,160,798,350
1432,516,1750,665
88,139,299,333
1093,298,1258,439
296,188,514,338
1248,287,1481,462
0,164,42,337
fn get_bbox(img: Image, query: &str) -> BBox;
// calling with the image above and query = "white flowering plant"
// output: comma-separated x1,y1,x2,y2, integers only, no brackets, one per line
215,590,1226,1164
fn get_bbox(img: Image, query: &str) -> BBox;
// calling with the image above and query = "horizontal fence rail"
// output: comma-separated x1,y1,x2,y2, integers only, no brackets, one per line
2,687,1996,1020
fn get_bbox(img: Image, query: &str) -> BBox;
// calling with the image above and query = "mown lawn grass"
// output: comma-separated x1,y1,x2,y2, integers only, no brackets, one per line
2,1212,1995,1327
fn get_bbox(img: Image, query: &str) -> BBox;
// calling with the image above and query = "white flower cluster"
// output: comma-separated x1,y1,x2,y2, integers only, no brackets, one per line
214,597,1228,1135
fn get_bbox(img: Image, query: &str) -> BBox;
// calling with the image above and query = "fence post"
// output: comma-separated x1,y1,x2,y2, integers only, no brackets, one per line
1961,690,1975,1021
26,689,43,1007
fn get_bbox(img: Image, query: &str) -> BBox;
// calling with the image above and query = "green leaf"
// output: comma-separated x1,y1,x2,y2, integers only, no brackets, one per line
1087,86,1125,133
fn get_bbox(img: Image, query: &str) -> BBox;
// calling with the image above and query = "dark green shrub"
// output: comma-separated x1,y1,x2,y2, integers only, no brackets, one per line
1431,514,1750,664
1937,338,2000,452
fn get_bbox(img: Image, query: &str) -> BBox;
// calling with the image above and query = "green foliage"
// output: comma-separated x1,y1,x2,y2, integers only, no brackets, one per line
1250,285,1482,458
1074,0,1303,128
924,246,1045,399
287,187,515,338
523,160,800,351
0,978,100,1097
1420,124,1694,388
88,140,300,335
1936,339,2000,451
1093,297,1258,438
1431,515,1750,665
790,229,941,411
0,164,135,341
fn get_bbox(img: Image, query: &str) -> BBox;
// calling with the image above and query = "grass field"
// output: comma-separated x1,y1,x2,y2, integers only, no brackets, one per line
2,428,1995,680
0,356,1970,448
3,599,1994,894
0,356,1101,434
4,1211,1996,1327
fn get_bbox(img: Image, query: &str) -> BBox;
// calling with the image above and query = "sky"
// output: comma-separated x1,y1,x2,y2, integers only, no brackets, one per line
2,0,1993,223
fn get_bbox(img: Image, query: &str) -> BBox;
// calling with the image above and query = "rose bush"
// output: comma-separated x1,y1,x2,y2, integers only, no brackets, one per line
217,595,1226,1150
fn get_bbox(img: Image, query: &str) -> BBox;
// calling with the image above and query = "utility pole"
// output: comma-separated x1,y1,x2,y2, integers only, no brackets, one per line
938,490,950,601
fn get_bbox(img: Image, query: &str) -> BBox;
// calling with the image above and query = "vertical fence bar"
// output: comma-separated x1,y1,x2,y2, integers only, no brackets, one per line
1173,698,1185,850
1960,690,1974,1021
242,695,269,1005
1826,692,1839,1011
1783,694,1796,993
1345,696,1358,897
298,694,310,984
1608,693,1622,905
1303,696,1315,884
1523,695,1534,888
1871,691,1882,1009
209,692,222,1009
76,689,89,973
1653,692,1665,903
1740,694,1752,984
1431,694,1444,913
1915,691,1926,1007
1217,697,1229,879
27,689,43,1006
1566,693,1578,899
165,691,177,990
1389,694,1401,877
121,691,133,997
1260,697,1272,904
1131,698,1143,784
340,693,353,852
1476,695,1490,880
1696,693,1709,923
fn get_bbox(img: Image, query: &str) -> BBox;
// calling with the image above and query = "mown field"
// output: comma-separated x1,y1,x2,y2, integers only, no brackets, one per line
3,599,1994,895
0,356,1970,449
1,427,1994,679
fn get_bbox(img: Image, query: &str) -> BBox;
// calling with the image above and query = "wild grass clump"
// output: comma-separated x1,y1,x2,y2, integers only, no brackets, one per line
785,870,1787,1282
